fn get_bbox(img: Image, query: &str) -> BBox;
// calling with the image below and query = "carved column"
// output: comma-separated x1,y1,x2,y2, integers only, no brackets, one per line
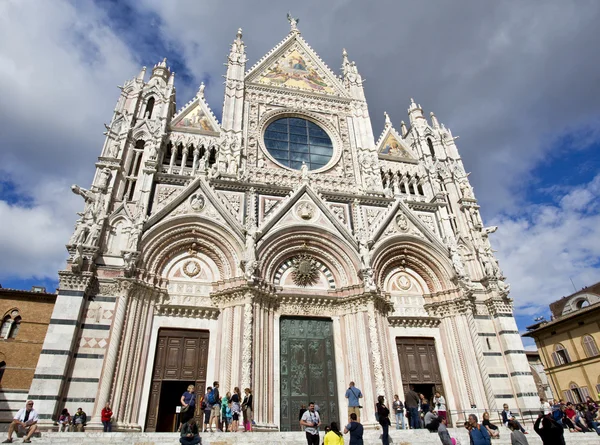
367,301,385,397
92,281,131,426
465,308,496,410
241,300,254,392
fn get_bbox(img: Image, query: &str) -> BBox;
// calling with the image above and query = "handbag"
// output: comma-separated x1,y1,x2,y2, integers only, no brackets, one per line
181,405,190,413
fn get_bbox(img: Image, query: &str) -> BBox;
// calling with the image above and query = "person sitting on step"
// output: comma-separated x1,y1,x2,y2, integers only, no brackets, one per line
180,418,201,445
3,400,39,444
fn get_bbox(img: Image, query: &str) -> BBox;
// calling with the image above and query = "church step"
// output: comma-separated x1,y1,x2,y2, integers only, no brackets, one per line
11,429,599,445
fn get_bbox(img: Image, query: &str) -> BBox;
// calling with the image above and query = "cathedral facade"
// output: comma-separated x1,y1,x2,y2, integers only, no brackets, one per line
30,21,538,432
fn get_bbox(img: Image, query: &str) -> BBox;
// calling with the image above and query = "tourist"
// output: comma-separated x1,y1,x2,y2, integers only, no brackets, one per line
424,406,437,429
562,403,581,432
209,381,221,432
437,416,453,445
180,384,196,431
225,401,233,432
540,398,552,416
534,414,564,445
202,386,213,432
179,418,201,445
298,404,307,421
375,395,391,445
299,401,321,445
3,400,39,444
221,391,230,431
434,391,447,420
58,408,71,432
101,403,113,432
323,421,344,445
345,381,363,423
573,404,589,432
582,406,600,434
585,396,598,414
501,404,526,433
241,387,253,432
508,420,529,445
468,414,491,445
404,385,420,429
72,407,87,432
392,394,405,429
344,412,364,445
230,387,241,432
482,412,500,438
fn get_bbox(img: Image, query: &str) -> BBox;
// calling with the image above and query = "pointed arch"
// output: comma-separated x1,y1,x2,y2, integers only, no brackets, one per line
371,235,454,294
145,97,155,119
140,216,244,280
552,343,571,366
258,226,361,289
0,308,21,339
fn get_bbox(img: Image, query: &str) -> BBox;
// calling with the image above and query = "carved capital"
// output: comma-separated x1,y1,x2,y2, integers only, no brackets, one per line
58,270,95,293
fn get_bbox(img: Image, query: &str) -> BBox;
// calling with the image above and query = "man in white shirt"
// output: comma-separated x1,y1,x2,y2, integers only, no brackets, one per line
3,400,39,443
299,402,321,445
540,398,552,416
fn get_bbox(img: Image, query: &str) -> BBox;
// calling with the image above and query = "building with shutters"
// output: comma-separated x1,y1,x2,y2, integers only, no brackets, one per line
29,17,538,432
524,282,600,404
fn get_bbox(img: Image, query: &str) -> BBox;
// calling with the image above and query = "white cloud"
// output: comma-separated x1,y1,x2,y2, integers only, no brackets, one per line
0,0,139,281
491,174,600,314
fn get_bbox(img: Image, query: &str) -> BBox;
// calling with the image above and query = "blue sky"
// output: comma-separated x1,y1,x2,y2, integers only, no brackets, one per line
1,0,599,348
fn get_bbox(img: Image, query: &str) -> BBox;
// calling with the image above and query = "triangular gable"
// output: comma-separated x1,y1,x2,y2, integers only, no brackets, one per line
256,184,357,250
170,95,220,135
376,125,416,161
371,199,446,254
144,176,244,240
246,33,349,98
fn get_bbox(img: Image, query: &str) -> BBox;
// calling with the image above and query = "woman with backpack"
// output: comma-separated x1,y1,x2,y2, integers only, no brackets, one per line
230,387,241,432
202,387,213,432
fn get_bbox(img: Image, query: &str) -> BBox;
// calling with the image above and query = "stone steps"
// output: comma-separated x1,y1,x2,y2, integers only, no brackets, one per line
7,429,599,445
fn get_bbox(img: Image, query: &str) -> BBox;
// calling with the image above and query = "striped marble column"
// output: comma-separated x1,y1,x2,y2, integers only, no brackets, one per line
28,271,94,426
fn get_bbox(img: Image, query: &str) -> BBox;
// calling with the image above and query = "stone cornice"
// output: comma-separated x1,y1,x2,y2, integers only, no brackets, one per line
154,304,219,319
387,316,441,328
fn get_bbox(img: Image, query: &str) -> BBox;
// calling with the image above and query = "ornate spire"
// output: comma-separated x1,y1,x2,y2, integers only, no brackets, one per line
229,28,246,62
137,66,146,82
287,12,300,33
400,120,408,137
430,111,440,129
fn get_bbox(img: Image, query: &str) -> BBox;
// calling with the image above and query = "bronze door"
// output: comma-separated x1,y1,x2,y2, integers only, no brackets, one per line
280,317,338,432
146,328,209,431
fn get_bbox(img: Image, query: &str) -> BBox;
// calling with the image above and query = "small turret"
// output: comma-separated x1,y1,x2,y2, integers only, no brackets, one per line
151,58,170,83
167,71,175,87
408,98,425,125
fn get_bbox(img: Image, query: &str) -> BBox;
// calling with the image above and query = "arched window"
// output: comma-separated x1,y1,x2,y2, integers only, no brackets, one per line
576,298,590,309
582,335,599,358
427,138,435,159
145,97,155,119
552,343,571,366
0,310,21,339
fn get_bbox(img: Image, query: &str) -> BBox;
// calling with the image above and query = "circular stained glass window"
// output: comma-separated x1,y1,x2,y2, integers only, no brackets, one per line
263,117,333,170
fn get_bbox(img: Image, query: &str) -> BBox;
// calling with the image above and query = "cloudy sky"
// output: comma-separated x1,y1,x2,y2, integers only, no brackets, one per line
1,0,599,343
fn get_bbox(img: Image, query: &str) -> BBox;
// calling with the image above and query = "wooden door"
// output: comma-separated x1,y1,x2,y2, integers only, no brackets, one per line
396,337,444,393
280,318,338,432
146,328,209,431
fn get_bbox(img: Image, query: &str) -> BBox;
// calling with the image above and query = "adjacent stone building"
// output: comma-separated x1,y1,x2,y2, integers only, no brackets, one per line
524,282,600,404
30,19,538,432
0,286,56,428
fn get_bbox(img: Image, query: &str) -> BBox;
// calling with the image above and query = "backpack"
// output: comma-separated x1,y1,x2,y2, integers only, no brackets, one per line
200,396,207,410
207,391,216,404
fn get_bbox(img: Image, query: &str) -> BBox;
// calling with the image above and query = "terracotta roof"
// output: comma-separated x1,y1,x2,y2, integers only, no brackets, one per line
0,287,57,299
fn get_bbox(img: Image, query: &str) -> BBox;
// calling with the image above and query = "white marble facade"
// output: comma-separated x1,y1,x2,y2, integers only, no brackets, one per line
29,20,538,431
